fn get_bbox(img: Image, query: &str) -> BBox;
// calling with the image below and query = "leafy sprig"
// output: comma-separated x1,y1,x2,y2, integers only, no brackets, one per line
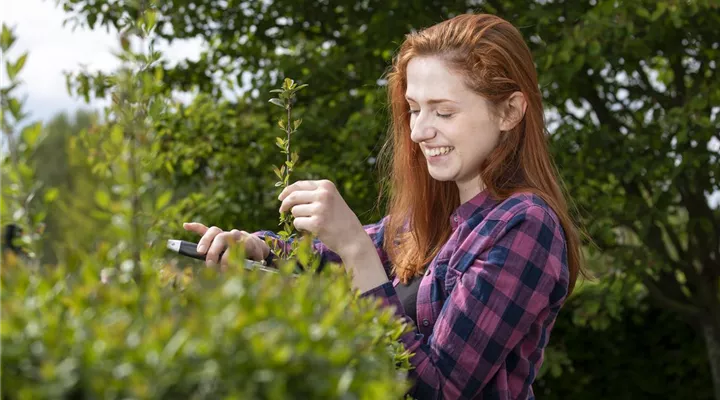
267,78,307,261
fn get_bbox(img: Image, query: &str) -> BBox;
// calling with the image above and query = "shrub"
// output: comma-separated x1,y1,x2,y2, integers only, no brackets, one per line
1,250,412,399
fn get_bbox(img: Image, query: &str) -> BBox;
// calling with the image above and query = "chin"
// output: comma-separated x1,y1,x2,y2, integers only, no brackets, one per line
427,170,456,182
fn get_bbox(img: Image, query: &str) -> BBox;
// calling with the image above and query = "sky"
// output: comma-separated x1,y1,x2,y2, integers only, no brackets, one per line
2,0,718,208
2,0,205,122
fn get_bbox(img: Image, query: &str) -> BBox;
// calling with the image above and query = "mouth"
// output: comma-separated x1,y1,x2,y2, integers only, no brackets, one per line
423,146,455,158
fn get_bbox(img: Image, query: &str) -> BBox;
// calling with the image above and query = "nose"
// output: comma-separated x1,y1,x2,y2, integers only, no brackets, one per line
410,112,436,144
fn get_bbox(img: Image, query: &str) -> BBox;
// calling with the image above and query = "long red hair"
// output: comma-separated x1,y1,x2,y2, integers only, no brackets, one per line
377,13,587,294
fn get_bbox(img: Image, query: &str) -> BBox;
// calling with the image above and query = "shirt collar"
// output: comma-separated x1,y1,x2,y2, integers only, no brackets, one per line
449,188,496,230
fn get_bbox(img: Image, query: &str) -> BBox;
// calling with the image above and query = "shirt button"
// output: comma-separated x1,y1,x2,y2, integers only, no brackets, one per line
425,268,431,276
422,319,430,327
453,216,459,223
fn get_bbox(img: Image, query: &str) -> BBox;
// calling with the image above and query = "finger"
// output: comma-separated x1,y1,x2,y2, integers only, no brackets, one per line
293,216,319,234
280,190,317,212
244,237,264,262
183,222,208,235
290,203,317,218
197,226,223,254
278,180,321,201
220,230,243,266
206,231,236,266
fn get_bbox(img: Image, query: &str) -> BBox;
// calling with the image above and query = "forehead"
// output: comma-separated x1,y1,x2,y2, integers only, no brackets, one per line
405,56,470,102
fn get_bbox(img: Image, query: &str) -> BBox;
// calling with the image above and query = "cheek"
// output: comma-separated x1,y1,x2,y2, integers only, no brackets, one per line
456,120,501,157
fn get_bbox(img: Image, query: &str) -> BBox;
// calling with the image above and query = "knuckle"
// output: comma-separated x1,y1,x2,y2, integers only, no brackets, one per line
317,190,330,202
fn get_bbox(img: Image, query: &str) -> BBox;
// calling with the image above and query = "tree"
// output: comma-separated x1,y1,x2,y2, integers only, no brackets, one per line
55,0,720,396
32,109,100,264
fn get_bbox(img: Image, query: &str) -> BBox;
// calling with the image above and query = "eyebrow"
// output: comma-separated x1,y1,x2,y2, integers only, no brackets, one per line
405,96,458,105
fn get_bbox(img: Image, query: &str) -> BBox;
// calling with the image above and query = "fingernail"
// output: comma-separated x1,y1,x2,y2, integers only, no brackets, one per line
197,245,206,253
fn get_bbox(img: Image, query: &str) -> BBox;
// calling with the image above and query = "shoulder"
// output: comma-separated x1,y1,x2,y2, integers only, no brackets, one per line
473,192,564,244
466,191,568,283
490,192,561,228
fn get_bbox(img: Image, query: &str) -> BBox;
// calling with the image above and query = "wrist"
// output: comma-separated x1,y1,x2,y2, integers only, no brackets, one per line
339,231,374,262
340,233,389,293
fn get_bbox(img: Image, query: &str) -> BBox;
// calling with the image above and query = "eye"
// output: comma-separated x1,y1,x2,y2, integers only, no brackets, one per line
436,112,454,118
408,109,420,115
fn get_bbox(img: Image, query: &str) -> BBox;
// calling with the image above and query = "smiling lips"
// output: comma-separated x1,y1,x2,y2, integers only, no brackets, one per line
424,146,455,157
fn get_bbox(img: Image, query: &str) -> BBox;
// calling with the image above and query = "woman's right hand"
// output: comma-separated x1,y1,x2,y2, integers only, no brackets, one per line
183,222,270,267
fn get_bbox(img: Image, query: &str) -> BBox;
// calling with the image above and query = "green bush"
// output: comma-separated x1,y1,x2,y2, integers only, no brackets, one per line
1,250,412,399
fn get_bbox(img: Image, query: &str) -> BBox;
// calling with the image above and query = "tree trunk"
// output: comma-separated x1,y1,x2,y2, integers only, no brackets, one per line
702,318,720,400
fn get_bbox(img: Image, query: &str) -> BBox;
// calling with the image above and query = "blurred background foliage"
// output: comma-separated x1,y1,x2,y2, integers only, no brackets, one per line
2,0,718,398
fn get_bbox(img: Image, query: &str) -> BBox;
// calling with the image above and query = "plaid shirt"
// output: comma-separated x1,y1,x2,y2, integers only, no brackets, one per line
255,189,569,399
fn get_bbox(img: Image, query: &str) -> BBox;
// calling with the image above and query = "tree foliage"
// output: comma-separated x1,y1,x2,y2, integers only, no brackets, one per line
7,0,719,397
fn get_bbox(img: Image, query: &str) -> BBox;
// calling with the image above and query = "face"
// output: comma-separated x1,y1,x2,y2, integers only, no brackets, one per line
406,56,502,203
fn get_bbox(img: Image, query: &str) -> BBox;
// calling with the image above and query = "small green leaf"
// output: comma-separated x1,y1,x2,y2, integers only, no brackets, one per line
0,24,15,53
275,182,283,187
636,7,651,19
278,119,286,129
292,84,308,93
269,98,285,108
21,123,42,147
293,119,302,130
269,89,283,93
155,191,172,210
43,188,59,203
145,10,157,29
8,98,22,120
291,152,299,163
111,125,124,145
95,190,110,208
13,52,28,76
273,166,283,179
650,2,667,21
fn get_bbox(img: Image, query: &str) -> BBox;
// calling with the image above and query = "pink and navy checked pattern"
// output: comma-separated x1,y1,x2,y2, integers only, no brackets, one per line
255,189,569,399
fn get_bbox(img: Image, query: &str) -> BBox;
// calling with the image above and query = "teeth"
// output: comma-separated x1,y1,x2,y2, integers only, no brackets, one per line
427,146,454,157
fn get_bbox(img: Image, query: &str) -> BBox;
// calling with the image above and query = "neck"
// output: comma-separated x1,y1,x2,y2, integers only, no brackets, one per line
457,179,486,204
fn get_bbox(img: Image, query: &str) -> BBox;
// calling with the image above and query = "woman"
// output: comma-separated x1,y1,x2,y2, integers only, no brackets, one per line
184,13,586,399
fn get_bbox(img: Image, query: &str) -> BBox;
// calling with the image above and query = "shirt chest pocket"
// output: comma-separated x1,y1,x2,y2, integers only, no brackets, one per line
444,265,463,295
429,261,463,301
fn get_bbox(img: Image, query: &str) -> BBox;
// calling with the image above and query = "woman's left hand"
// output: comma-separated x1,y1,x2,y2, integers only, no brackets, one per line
278,179,367,258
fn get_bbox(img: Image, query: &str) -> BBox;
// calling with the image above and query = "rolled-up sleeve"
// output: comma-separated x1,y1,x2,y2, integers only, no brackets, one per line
253,216,391,271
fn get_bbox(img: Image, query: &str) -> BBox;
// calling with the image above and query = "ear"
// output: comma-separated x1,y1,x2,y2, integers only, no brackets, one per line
499,91,527,131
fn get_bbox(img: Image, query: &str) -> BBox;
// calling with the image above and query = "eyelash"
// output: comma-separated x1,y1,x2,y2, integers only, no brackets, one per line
408,110,454,119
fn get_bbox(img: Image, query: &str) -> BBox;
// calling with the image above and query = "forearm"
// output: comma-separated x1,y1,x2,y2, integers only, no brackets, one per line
340,234,389,293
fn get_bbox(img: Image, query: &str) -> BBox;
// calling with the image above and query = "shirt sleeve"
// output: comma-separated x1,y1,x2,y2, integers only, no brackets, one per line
362,205,569,399
252,215,391,273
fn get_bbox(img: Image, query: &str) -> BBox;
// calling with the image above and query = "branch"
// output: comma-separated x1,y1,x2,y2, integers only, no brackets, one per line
670,53,686,108
679,178,720,281
580,80,633,140
640,274,702,318
658,218,687,262
637,66,675,111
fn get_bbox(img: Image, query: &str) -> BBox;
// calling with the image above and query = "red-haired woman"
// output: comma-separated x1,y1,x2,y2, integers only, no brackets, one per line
184,13,587,400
